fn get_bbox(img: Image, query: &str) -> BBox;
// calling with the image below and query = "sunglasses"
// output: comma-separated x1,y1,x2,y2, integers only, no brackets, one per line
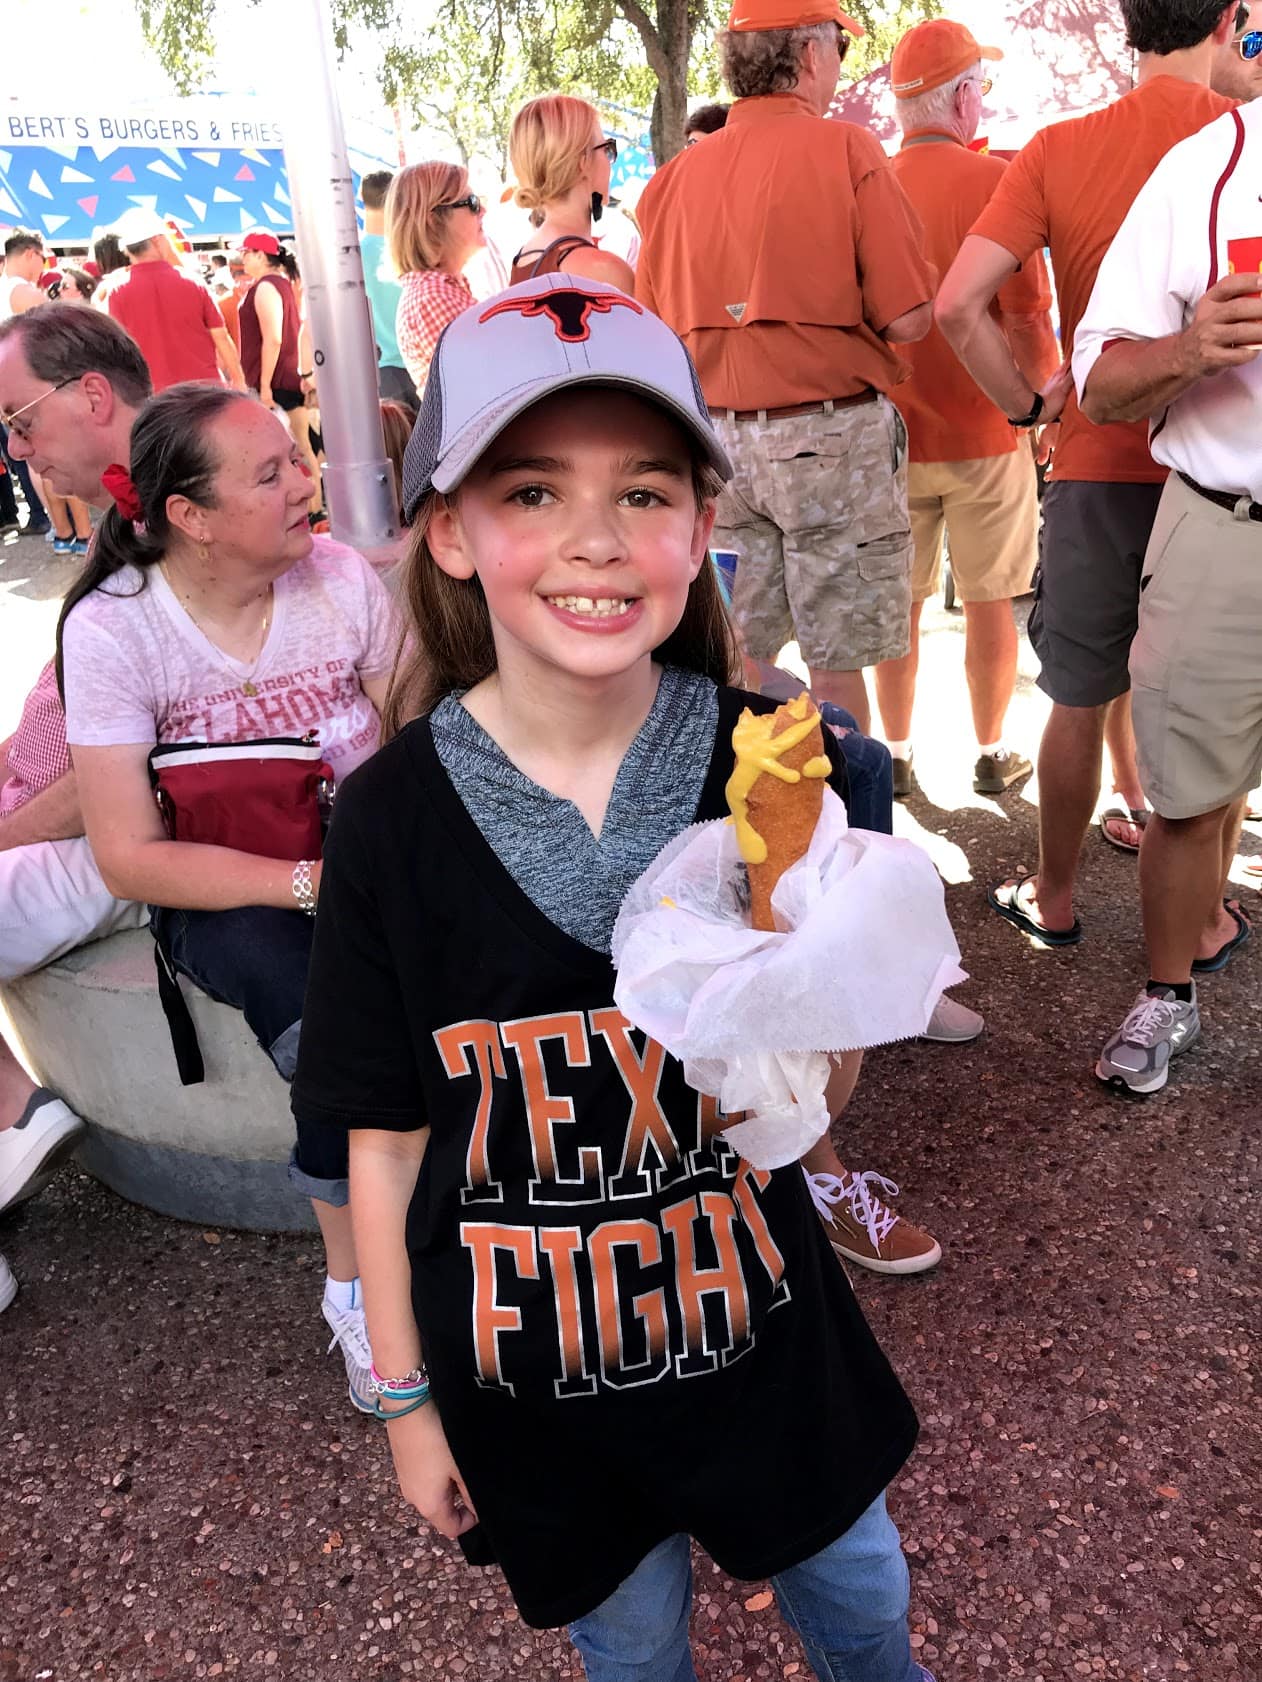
590,138,618,162
1237,27,1262,55
436,194,482,214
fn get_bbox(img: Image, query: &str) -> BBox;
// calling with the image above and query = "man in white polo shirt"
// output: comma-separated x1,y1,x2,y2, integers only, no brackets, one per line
1074,99,1262,1095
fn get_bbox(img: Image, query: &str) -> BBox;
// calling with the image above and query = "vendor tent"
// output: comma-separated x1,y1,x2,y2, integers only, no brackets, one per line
829,0,1132,150
0,96,397,246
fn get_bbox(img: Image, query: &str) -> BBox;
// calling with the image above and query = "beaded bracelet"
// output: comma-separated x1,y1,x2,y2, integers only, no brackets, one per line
371,1388,431,1423
369,1363,428,1399
292,859,317,916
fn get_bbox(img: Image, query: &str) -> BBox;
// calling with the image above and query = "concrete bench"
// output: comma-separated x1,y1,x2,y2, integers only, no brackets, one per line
1,929,316,1233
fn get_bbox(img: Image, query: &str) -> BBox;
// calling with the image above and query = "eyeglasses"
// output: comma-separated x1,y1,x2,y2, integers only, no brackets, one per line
970,75,994,94
436,194,482,215
590,138,618,162
0,374,80,444
1237,28,1262,56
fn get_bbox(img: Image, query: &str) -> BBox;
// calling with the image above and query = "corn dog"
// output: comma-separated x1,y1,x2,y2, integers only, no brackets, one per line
725,693,831,931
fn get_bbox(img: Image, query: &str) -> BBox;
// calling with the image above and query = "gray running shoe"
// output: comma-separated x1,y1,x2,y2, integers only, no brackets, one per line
1096,985,1200,1095
974,749,1032,794
891,752,914,800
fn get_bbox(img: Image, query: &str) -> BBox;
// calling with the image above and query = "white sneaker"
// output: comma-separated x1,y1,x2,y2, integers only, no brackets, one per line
920,994,984,1043
0,1092,84,1214
322,1296,375,1414
0,1254,16,1313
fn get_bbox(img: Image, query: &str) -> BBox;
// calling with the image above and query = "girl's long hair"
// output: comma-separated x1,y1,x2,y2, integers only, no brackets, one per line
382,459,741,739
55,382,255,698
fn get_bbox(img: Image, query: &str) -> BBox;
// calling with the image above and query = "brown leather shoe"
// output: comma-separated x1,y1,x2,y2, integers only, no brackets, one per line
805,1169,942,1275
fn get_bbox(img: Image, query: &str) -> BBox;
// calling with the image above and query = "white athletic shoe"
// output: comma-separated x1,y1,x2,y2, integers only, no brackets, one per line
322,1297,376,1414
919,994,984,1043
0,1254,17,1313
0,1092,84,1214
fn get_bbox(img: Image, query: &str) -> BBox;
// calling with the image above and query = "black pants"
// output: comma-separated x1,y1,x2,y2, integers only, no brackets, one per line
0,422,48,527
151,905,349,1204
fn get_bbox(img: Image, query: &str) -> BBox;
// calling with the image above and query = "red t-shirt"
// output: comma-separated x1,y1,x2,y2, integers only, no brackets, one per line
106,261,223,391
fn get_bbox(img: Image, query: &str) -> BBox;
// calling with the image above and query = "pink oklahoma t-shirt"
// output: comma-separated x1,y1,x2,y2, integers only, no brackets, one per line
62,536,396,779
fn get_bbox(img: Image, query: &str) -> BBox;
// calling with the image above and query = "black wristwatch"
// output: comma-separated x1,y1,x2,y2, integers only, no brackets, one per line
1008,392,1045,429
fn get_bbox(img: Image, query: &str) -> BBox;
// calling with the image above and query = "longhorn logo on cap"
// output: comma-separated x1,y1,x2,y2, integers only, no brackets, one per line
479,286,643,345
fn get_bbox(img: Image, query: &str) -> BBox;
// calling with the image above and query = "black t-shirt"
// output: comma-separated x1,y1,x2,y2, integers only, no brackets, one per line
292,685,915,1629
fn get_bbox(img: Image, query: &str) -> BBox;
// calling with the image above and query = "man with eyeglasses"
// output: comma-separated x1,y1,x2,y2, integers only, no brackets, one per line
1213,0,1262,95
1072,96,1262,1094
0,307,154,1311
636,0,937,737
936,0,1236,957
879,18,1059,801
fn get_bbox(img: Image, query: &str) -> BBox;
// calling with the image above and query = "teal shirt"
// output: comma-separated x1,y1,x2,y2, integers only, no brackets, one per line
359,232,404,370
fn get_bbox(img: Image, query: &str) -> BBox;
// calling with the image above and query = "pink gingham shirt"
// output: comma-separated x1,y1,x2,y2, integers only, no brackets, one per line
0,658,72,820
395,268,475,397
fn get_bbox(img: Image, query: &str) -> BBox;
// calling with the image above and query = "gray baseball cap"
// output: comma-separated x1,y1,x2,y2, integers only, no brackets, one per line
400,272,732,522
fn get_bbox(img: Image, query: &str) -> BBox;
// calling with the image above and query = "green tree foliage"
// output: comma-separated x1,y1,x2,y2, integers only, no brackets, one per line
137,0,939,164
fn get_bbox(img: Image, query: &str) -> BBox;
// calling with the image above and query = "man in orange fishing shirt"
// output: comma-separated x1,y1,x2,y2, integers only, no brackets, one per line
879,18,1060,800
636,0,937,734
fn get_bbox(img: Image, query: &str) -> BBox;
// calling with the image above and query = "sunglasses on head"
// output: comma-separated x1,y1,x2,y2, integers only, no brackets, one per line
436,193,481,214
591,138,618,162
1238,26,1262,54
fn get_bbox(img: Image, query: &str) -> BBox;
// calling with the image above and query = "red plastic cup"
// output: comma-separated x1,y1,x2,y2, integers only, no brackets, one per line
1227,236,1262,294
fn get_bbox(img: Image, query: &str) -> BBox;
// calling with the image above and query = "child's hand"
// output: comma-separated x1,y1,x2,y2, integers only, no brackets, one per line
385,1404,479,1539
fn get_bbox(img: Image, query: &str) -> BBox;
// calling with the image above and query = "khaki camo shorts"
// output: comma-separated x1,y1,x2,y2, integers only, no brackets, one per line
712,395,913,671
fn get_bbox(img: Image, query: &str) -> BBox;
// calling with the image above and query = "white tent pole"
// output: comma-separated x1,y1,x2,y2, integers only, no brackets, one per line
278,0,399,559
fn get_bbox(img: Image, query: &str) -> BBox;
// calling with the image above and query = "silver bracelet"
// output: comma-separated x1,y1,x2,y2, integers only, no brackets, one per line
292,859,317,916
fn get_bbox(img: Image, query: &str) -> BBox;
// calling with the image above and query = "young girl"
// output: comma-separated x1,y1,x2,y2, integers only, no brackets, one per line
292,274,934,1682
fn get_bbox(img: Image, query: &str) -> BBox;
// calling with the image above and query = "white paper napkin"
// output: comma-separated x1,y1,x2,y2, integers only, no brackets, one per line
611,790,965,1167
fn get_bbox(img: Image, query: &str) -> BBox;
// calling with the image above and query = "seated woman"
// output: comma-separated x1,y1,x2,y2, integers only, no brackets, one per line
387,161,487,400
58,383,397,1413
507,94,636,291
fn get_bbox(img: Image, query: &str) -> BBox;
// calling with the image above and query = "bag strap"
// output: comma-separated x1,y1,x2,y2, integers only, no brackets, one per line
152,934,206,1087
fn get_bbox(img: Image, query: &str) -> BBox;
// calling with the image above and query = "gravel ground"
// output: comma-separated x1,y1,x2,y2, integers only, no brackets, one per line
1,527,1259,1682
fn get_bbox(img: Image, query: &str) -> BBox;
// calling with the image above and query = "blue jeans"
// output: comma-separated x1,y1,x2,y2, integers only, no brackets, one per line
817,703,894,836
569,1493,916,1682
0,422,48,527
150,905,349,1205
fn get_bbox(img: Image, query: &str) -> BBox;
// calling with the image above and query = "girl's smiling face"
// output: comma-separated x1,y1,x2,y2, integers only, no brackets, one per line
428,389,716,691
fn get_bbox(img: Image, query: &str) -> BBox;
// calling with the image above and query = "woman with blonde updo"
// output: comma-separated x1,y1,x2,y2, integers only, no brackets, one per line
507,95,636,291
387,161,487,398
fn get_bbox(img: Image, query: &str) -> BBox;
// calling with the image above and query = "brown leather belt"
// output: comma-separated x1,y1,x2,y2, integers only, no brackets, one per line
722,390,878,422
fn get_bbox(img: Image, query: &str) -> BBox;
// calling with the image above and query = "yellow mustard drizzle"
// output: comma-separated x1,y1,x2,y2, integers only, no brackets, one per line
724,693,828,865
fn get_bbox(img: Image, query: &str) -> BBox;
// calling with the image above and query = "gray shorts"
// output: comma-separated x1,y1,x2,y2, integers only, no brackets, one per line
1028,479,1164,708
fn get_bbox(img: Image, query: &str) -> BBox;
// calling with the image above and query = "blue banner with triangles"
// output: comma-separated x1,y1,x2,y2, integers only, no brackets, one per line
0,97,396,247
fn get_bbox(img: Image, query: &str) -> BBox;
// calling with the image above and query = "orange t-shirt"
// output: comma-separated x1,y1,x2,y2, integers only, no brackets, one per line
969,75,1234,482
891,135,1053,462
636,93,936,410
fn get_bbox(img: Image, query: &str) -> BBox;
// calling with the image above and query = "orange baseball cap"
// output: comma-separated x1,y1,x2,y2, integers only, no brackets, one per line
727,0,864,36
891,18,1001,97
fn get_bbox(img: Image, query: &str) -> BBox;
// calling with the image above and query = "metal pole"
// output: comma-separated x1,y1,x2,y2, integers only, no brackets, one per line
279,0,400,559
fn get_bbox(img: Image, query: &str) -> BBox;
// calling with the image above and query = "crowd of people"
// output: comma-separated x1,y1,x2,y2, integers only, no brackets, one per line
0,0,1258,1672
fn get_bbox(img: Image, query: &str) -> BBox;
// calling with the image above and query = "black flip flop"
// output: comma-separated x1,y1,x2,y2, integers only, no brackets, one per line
987,873,1082,946
1098,797,1149,854
1192,899,1251,974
